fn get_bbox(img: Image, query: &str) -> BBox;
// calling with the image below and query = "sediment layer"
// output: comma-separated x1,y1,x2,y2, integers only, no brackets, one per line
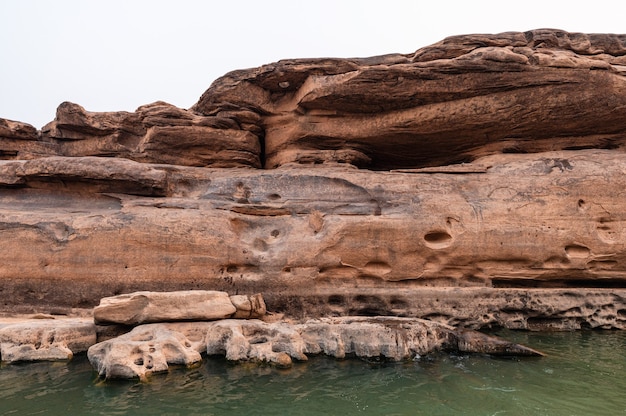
1,29,626,329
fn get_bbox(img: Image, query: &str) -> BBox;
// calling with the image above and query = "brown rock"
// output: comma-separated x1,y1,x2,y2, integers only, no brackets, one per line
193,29,626,170
93,291,236,325
298,316,455,360
1,30,626,333
454,329,544,356
36,101,261,168
1,149,626,329
0,117,56,159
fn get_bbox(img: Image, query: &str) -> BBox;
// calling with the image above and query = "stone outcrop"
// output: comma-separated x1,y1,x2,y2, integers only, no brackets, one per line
88,322,214,381
93,291,266,325
193,29,626,170
0,318,95,363
0,29,626,331
206,317,542,368
88,316,542,379
1,101,261,167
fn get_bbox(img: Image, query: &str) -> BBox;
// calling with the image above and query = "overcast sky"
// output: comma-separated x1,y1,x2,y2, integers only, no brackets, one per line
1,0,624,128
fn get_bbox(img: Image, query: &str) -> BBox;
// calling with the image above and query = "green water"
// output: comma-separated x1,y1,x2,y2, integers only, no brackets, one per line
1,330,625,415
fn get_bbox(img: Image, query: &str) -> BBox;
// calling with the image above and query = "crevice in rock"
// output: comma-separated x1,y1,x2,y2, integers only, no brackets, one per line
492,278,626,289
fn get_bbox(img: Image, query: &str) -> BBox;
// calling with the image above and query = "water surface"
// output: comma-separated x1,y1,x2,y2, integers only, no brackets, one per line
1,330,625,415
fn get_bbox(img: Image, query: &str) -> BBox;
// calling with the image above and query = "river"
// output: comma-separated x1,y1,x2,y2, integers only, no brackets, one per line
1,330,625,415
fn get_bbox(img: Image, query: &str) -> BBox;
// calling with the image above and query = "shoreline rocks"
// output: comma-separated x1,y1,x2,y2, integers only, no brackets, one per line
1,291,543,381
0,318,95,363
88,315,543,380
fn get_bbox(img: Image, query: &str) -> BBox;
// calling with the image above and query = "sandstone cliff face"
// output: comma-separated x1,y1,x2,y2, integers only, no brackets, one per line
1,29,626,330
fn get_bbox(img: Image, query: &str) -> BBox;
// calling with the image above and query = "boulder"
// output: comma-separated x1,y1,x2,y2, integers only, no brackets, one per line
0,318,96,363
93,291,237,325
88,322,213,380
229,293,267,319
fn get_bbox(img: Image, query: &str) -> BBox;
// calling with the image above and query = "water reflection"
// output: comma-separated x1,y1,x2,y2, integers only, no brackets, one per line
1,331,625,415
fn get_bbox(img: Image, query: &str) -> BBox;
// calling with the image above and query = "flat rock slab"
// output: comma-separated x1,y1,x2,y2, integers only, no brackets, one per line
93,290,238,325
0,318,96,363
88,322,214,381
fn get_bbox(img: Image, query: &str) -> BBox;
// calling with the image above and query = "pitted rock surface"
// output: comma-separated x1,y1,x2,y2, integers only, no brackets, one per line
0,29,626,331
0,318,96,363
87,322,213,380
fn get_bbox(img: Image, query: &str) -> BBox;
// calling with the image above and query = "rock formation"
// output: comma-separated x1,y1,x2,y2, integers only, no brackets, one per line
87,313,542,380
0,318,95,363
0,292,540,379
92,291,266,325
1,29,626,331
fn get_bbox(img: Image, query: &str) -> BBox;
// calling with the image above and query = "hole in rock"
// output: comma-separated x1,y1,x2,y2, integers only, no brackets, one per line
134,358,144,366
493,278,626,288
423,231,453,249
328,295,344,305
268,193,281,200
352,307,390,316
390,297,409,308
564,244,591,259
271,229,280,237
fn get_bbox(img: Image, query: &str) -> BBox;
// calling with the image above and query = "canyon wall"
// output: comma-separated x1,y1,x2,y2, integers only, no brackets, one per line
2,29,626,330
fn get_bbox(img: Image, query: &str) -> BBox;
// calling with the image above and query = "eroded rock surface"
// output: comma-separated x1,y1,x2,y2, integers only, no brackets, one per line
194,29,626,170
0,318,96,363
206,317,542,368
0,29,626,331
89,317,542,379
88,322,213,380
0,101,261,167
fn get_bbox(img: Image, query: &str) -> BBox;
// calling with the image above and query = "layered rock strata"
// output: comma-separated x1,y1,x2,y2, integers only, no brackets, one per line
1,29,626,330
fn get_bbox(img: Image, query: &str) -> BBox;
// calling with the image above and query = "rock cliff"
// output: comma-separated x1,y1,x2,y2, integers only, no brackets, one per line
1,29,626,330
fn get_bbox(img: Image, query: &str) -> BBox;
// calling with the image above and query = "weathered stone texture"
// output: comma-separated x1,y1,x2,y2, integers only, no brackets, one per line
1,29,626,330
93,291,237,325
88,322,213,380
1,101,261,167
89,316,542,379
193,29,626,170
0,318,96,362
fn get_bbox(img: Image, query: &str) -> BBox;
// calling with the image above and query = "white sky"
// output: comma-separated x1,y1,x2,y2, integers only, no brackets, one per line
1,0,624,128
